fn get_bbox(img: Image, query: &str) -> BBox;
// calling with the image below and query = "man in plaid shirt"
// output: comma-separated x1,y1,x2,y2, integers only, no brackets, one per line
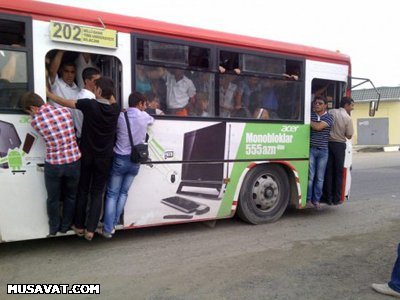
22,92,81,236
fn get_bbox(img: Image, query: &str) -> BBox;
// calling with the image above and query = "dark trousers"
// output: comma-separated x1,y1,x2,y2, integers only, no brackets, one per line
389,243,400,292
44,160,80,234
74,154,113,233
323,141,346,204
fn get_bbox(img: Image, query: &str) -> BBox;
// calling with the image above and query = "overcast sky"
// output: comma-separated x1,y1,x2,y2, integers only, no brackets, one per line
38,0,399,88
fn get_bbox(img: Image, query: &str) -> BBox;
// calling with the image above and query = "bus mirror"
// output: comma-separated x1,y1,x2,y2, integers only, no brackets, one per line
369,101,377,117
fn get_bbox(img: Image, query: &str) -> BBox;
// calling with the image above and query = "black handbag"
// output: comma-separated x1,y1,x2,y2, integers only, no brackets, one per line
124,111,149,163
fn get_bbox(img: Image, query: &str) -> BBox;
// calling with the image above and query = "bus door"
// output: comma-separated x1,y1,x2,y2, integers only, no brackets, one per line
306,59,352,201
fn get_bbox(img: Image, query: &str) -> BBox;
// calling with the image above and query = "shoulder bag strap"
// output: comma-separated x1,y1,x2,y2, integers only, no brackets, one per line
124,111,134,148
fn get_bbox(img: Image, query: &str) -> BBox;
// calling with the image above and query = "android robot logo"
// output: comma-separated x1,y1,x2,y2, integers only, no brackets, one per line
0,148,27,174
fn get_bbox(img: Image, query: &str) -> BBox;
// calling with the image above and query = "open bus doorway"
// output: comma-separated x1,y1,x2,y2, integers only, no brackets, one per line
311,78,346,110
45,50,123,105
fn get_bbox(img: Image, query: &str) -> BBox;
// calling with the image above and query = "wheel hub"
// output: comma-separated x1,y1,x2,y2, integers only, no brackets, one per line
252,174,279,211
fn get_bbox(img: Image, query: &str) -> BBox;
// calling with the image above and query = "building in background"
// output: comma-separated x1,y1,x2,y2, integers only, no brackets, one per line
351,87,400,146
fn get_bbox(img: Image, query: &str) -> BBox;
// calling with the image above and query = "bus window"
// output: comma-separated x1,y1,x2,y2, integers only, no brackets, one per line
145,40,188,66
137,38,211,70
0,19,25,46
0,50,28,109
219,50,240,74
220,74,302,121
0,18,30,111
242,53,285,75
135,38,214,117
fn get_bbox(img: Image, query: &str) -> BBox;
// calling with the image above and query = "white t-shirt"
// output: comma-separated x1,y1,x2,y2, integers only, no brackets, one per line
51,75,80,101
165,73,196,109
77,88,95,99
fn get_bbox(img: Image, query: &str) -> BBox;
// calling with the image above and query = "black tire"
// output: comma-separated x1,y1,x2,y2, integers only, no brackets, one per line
237,164,290,224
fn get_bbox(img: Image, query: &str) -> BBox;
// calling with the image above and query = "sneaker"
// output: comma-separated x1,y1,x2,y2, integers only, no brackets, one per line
372,283,400,298
99,230,112,239
47,232,57,237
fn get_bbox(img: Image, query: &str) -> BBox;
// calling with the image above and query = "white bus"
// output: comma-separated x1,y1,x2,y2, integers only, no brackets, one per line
0,0,357,242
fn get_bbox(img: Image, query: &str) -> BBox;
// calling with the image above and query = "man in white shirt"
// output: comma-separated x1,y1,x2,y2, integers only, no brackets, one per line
138,67,196,116
75,67,101,138
164,69,196,116
49,50,81,134
49,50,80,100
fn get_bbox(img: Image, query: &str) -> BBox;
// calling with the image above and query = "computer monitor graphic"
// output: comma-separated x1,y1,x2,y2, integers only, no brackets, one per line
0,120,22,168
177,122,226,199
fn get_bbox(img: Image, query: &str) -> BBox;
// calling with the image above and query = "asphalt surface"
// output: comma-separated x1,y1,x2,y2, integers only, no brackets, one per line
0,151,399,300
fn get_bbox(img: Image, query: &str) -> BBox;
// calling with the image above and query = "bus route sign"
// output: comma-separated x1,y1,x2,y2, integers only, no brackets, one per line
49,21,117,49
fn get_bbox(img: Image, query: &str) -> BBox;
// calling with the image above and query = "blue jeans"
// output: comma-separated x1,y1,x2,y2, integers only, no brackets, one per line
103,154,140,234
44,160,80,234
389,243,400,292
307,147,329,203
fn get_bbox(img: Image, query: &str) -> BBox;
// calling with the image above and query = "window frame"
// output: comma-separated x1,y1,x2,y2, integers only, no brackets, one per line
0,12,34,114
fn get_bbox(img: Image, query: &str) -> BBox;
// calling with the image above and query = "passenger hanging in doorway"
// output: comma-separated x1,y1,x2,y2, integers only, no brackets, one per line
48,50,81,137
101,91,154,238
322,97,354,205
306,96,333,210
22,92,81,236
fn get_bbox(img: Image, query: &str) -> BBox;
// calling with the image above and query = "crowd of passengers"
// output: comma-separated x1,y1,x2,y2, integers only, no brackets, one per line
135,64,301,120
21,50,155,241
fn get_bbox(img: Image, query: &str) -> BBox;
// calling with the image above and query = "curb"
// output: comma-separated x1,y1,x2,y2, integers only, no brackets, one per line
353,146,400,153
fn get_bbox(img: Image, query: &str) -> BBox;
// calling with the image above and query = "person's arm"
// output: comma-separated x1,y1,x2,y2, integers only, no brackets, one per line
187,79,196,107
234,89,242,110
49,50,64,85
46,90,74,104
145,67,166,80
345,119,354,139
50,93,77,109
188,95,196,107
311,120,329,131
314,84,329,97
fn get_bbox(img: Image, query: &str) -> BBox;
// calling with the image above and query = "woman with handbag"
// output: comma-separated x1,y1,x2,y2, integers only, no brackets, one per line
101,91,154,238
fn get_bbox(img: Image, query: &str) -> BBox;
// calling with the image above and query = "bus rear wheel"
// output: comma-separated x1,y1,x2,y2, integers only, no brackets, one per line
237,164,289,224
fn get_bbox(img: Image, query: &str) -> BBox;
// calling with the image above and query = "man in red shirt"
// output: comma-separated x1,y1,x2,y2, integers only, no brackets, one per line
21,92,81,236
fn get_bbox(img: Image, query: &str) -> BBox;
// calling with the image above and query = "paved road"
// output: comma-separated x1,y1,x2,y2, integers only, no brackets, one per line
351,151,400,202
0,151,399,300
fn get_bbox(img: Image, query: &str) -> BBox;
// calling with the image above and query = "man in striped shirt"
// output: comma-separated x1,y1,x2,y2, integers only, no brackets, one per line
22,92,81,236
307,96,334,209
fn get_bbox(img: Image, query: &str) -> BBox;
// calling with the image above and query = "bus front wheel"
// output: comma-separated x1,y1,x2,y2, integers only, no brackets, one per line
237,164,289,224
